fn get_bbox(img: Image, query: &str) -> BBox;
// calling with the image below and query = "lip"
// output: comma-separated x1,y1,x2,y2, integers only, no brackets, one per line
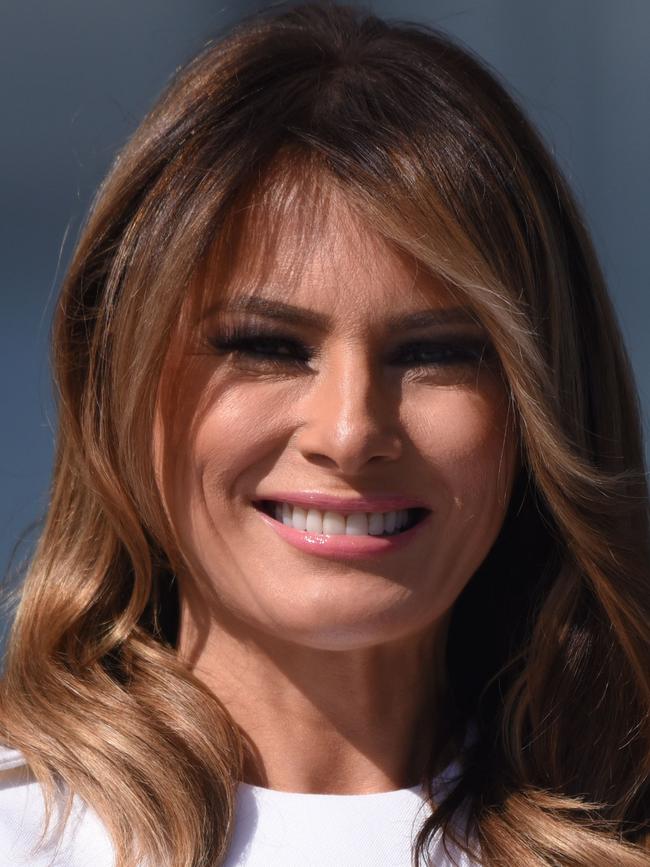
251,491,431,513
253,504,433,561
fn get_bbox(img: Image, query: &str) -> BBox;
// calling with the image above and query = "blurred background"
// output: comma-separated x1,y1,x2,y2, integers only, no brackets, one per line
1,0,649,635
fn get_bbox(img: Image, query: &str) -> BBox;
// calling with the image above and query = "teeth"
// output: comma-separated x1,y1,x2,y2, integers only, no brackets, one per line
271,502,412,536
306,508,323,534
345,513,368,535
323,511,346,534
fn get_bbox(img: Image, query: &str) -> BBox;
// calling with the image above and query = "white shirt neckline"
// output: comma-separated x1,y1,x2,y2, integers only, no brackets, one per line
236,751,462,801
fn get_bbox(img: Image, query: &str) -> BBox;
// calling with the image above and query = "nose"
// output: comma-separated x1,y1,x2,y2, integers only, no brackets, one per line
293,346,403,476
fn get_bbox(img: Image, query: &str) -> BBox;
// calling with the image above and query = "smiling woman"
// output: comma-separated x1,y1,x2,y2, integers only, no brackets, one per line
155,181,518,673
0,3,649,867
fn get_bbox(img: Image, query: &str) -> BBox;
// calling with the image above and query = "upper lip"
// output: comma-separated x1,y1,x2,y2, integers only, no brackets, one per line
253,491,431,513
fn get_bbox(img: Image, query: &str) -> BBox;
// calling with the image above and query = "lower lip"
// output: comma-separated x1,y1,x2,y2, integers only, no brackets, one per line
253,507,432,560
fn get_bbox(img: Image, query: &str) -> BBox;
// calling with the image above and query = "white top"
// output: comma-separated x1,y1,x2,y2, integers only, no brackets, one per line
0,744,479,866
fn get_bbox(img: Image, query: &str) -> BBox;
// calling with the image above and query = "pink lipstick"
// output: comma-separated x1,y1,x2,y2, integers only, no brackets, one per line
251,495,432,561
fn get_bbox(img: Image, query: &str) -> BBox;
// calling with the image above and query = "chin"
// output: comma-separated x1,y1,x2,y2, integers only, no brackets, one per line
244,596,442,652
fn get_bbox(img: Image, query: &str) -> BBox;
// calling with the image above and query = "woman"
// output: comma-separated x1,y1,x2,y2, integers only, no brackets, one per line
0,3,648,865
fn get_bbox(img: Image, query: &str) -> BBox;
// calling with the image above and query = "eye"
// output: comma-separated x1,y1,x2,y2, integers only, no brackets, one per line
207,329,312,369
392,339,491,369
207,328,492,375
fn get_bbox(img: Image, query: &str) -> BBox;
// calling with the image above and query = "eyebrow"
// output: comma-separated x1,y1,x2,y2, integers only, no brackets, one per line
204,295,482,331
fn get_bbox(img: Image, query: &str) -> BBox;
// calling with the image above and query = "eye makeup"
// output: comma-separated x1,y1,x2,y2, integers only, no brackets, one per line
206,323,493,375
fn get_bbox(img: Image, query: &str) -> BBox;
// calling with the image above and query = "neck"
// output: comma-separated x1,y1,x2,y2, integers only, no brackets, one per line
178,590,451,795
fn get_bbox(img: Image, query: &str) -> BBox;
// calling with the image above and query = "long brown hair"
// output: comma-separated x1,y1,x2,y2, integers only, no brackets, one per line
1,3,648,865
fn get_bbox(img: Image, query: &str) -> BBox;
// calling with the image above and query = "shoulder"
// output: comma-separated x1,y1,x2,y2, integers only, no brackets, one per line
0,744,27,772
0,743,115,866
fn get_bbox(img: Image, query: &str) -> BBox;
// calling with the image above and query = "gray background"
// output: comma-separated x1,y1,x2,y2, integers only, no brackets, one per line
1,1,649,609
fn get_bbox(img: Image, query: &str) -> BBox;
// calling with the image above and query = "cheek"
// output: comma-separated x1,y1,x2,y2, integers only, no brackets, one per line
191,384,294,490
407,384,517,515
167,382,300,552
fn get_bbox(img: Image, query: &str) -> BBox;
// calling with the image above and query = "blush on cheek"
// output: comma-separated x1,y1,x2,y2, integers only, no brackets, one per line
414,385,513,455
411,389,517,514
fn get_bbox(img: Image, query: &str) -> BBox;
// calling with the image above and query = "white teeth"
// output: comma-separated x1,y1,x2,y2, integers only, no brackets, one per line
322,511,346,534
292,505,308,531
268,503,413,536
345,513,368,535
305,508,323,534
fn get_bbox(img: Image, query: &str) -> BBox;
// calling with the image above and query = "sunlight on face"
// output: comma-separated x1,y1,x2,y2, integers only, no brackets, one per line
154,187,519,652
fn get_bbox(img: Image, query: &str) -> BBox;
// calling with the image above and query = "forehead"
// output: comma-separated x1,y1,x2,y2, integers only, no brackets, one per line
198,171,461,328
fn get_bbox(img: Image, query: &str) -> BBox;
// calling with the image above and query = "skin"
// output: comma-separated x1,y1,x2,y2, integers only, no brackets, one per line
153,185,519,794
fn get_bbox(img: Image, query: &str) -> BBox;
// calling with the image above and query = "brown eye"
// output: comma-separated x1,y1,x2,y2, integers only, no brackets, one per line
393,339,491,367
208,330,313,368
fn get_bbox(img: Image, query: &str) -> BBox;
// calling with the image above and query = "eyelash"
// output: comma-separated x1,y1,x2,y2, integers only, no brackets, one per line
207,328,492,372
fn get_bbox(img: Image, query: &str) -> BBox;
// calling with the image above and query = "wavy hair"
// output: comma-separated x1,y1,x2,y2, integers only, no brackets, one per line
1,3,649,865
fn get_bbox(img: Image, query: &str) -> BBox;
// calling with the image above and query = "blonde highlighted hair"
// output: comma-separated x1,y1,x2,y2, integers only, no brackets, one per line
1,3,649,865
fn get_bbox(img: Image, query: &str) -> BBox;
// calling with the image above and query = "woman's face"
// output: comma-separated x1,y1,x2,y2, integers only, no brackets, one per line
154,191,519,652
